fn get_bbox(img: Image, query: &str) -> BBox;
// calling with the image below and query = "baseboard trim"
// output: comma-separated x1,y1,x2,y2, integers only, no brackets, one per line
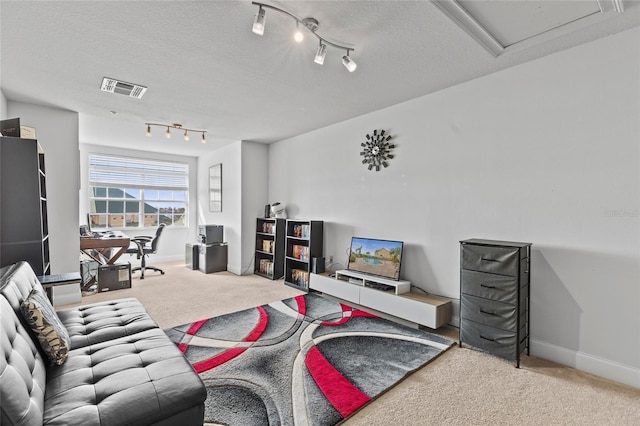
530,339,640,389
227,265,242,275
450,315,460,328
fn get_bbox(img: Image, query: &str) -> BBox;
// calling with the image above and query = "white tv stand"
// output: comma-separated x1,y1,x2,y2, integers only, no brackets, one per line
335,270,411,295
310,270,452,329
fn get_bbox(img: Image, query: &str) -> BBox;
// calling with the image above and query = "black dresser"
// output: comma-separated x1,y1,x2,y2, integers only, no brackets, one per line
459,239,531,367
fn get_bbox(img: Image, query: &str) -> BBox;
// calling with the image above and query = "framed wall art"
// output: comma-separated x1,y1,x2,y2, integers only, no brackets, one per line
209,163,222,212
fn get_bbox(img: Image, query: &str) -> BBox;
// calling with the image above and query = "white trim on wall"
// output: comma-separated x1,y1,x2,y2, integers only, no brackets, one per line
531,339,640,389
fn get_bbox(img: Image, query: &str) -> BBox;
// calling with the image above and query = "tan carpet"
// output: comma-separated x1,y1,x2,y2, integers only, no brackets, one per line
58,261,640,425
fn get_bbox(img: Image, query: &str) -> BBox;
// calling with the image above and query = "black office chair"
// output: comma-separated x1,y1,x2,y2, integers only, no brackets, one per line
127,223,166,279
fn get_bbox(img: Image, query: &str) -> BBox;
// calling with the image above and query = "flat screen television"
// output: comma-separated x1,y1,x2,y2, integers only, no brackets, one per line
347,237,404,281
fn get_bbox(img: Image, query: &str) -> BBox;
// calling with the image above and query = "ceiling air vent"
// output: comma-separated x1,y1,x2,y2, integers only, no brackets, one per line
100,77,147,99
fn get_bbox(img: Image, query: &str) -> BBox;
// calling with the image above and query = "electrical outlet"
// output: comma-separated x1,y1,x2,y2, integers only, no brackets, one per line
329,255,334,264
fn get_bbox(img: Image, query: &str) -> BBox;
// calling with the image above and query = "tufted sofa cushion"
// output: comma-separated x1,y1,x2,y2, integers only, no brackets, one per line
1,262,206,426
1,295,47,425
56,298,158,349
1,263,48,425
44,328,206,425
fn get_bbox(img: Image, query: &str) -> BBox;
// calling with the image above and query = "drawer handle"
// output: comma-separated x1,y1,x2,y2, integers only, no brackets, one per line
480,283,496,289
479,334,496,342
480,257,501,263
479,308,497,316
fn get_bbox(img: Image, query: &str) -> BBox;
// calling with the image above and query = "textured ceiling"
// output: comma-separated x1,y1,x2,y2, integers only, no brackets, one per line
1,1,639,156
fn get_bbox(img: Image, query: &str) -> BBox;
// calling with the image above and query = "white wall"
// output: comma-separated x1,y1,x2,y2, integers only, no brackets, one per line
197,141,270,275
78,143,198,266
198,141,243,273
241,142,269,274
268,27,640,387
8,102,80,274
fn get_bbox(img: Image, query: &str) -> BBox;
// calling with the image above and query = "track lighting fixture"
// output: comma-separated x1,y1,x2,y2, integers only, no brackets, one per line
251,1,357,72
145,123,207,144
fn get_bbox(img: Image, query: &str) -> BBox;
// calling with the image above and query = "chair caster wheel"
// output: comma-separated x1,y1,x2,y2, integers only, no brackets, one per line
161,271,165,275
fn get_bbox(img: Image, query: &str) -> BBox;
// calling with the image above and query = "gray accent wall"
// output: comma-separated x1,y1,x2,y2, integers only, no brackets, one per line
267,27,640,387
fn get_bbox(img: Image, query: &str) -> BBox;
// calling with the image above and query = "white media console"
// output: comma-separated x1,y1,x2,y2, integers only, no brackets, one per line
310,269,452,329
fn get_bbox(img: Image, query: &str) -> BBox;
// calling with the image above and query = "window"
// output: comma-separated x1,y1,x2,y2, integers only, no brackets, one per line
88,154,189,229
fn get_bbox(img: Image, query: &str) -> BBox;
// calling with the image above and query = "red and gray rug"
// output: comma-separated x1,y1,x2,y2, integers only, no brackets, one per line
164,293,454,426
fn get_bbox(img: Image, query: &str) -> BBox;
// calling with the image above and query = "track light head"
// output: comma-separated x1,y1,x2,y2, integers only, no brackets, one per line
146,124,151,137
165,127,171,139
342,52,357,72
253,6,266,35
183,130,189,141
201,132,206,144
314,42,327,65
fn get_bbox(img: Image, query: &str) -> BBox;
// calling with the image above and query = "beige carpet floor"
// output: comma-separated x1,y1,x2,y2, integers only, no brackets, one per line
58,261,640,425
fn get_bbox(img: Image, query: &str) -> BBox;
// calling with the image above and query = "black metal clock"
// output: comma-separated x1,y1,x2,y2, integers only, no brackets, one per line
360,129,395,171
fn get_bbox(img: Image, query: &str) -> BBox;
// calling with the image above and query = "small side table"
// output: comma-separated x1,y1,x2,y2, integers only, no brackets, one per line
37,273,82,303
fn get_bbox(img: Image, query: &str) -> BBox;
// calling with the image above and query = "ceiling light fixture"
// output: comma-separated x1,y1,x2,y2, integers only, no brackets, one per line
145,123,207,144
250,1,357,72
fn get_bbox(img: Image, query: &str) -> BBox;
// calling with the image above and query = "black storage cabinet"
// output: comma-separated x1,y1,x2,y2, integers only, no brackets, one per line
459,239,531,367
198,243,228,274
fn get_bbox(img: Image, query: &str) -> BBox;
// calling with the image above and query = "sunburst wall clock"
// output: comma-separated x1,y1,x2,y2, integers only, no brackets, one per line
360,129,395,171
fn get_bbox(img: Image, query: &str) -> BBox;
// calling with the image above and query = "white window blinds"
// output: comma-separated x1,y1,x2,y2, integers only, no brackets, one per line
88,154,189,191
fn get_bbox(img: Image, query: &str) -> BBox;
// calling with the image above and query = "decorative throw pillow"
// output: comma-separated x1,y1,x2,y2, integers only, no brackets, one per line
20,289,70,366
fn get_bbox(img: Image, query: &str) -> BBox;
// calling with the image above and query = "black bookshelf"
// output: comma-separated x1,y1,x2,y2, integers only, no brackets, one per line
0,136,50,275
284,220,323,291
254,218,285,280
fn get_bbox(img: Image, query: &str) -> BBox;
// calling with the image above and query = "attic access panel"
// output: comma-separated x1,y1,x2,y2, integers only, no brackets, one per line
435,0,624,56
459,0,601,47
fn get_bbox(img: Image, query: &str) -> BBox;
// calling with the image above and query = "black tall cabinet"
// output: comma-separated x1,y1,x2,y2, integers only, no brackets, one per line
0,136,51,275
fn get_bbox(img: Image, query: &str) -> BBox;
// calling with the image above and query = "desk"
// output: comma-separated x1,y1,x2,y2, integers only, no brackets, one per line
80,233,130,290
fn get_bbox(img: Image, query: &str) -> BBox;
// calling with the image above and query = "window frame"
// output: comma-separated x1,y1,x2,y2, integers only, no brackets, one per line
88,153,190,230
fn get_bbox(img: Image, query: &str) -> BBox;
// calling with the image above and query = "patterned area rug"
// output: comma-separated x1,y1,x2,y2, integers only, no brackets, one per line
164,293,454,426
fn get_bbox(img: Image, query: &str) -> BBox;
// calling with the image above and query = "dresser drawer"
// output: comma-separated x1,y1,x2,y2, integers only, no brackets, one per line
460,294,519,332
461,269,518,304
460,319,518,361
461,244,520,276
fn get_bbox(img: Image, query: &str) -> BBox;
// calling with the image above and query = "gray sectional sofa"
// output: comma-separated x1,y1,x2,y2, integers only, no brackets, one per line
1,261,206,425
